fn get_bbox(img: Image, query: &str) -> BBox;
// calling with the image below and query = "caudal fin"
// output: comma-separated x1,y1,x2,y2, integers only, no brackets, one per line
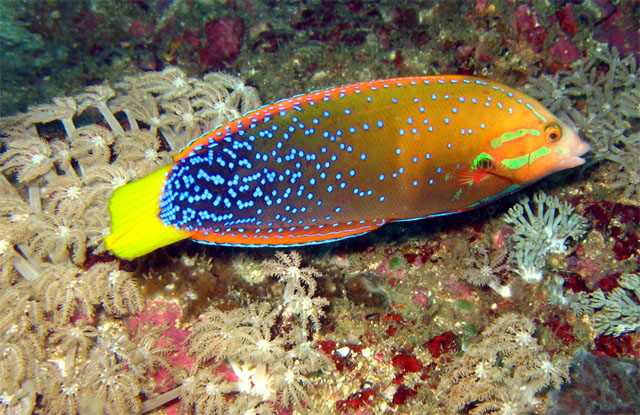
104,165,190,259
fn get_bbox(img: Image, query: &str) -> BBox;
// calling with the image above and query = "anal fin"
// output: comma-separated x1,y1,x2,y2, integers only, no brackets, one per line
189,219,388,247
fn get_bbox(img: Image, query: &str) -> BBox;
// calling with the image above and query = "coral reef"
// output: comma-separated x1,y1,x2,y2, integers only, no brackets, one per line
572,273,640,337
504,191,589,255
0,68,262,414
180,252,331,414
457,190,590,297
459,246,512,298
436,313,570,415
503,191,589,283
6,1,633,120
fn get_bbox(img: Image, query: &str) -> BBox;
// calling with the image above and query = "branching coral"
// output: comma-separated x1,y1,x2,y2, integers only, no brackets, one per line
0,66,260,268
68,125,115,168
0,282,43,340
509,239,548,284
202,72,261,115
99,324,174,385
572,273,640,337
49,321,99,368
188,307,258,368
37,362,83,415
115,67,193,102
437,313,570,414
183,251,331,414
502,191,588,283
0,134,56,183
0,67,263,415
504,191,589,254
0,339,30,394
0,284,42,414
35,264,102,324
85,263,145,317
159,98,203,139
180,370,234,415
460,246,512,297
27,214,88,265
83,355,142,414
114,130,172,172
42,174,94,218
23,97,77,134
262,251,329,337
608,133,640,201
0,191,34,246
262,251,320,303
272,359,313,412
0,378,35,415
74,85,124,135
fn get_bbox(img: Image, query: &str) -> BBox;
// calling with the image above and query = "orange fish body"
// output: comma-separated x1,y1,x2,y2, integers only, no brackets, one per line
105,75,589,259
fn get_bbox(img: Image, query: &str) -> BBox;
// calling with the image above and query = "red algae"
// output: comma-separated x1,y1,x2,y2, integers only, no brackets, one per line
513,5,548,53
403,252,426,267
318,340,364,372
613,230,639,261
391,384,418,406
596,273,622,292
542,313,578,347
593,3,640,59
391,353,422,373
582,201,639,263
336,388,375,412
561,271,589,293
200,17,245,69
594,334,636,358
382,312,403,323
556,4,578,36
425,331,459,358
549,37,581,72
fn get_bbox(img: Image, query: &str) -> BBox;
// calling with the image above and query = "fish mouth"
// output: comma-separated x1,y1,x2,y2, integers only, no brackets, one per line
574,137,591,157
563,138,591,168
561,155,587,169
557,125,590,169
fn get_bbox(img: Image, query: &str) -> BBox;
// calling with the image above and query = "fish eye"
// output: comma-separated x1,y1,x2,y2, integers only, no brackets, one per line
545,124,562,143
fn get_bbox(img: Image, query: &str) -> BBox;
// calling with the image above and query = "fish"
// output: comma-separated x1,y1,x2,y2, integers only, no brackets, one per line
104,75,590,259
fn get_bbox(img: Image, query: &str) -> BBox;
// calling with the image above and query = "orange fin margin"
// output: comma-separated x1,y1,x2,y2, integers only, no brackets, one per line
188,220,388,247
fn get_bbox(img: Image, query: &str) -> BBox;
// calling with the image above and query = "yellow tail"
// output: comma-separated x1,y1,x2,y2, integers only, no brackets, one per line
104,165,190,259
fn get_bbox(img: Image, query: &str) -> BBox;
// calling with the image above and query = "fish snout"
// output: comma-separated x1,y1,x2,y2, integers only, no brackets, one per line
559,129,590,169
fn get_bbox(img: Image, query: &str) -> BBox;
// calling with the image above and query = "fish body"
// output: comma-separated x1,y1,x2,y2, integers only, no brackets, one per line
105,75,589,259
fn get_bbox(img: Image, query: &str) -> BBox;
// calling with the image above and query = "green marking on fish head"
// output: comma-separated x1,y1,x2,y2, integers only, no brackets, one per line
501,145,552,170
501,154,529,170
491,129,540,149
528,146,551,164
